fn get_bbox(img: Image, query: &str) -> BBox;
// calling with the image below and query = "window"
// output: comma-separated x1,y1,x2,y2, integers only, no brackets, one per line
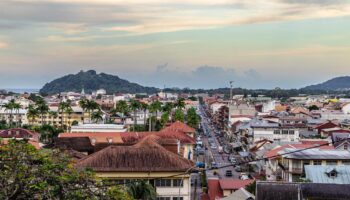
313,160,322,165
342,161,350,165
327,160,337,165
173,197,184,200
344,143,348,150
172,179,183,187
289,130,295,135
282,130,289,135
156,197,171,200
273,130,280,134
155,179,171,187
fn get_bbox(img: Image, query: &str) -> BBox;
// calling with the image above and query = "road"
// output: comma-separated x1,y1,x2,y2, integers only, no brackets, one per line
198,105,241,179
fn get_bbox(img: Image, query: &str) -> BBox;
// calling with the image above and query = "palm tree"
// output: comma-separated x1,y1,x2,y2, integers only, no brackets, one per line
162,102,174,122
35,98,49,126
79,99,88,123
27,105,39,125
48,111,58,126
114,100,130,123
127,181,157,200
66,107,73,131
86,100,100,123
129,100,141,131
58,100,72,129
140,102,148,131
175,98,185,109
91,110,103,123
12,102,22,127
2,100,15,127
148,101,162,131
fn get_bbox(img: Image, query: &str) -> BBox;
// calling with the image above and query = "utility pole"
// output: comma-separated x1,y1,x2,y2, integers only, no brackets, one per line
229,81,234,105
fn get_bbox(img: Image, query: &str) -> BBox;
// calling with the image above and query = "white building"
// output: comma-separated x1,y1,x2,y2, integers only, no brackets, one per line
71,124,127,133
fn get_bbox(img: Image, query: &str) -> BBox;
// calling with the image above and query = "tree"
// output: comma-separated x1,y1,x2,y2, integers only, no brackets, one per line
160,112,170,128
0,140,130,200
245,181,256,195
140,102,148,131
58,100,72,129
127,180,157,200
27,104,39,125
174,109,185,122
129,100,141,131
308,105,319,111
113,100,130,123
91,110,103,123
148,101,162,131
48,111,58,126
12,102,22,127
35,98,49,126
186,107,200,128
175,98,185,109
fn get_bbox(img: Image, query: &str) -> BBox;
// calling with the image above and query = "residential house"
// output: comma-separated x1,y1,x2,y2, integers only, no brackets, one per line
0,128,41,149
305,165,350,184
75,135,194,200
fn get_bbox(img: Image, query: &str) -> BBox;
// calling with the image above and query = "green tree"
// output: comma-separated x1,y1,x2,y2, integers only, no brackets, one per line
127,180,157,200
308,105,319,111
174,109,185,122
48,111,58,126
0,140,130,199
175,98,185,109
113,100,130,123
2,99,21,127
58,100,72,129
160,112,170,128
140,102,149,131
186,107,200,128
91,110,104,123
129,100,141,131
35,98,49,126
148,101,162,131
27,104,39,125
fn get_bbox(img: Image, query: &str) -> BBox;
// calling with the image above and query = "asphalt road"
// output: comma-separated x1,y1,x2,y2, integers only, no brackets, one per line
198,106,241,179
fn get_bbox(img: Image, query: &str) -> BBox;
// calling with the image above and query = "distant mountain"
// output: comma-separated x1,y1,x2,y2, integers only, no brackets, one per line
302,76,350,91
40,70,159,95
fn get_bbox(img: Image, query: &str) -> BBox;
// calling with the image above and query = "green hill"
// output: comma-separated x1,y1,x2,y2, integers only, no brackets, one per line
40,70,159,95
302,76,350,91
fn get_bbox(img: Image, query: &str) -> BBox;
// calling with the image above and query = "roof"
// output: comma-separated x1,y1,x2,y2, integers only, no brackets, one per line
59,132,124,144
282,148,350,160
75,135,194,172
161,120,196,133
221,188,255,200
305,165,350,184
291,106,310,115
264,143,334,158
0,128,40,141
219,179,254,190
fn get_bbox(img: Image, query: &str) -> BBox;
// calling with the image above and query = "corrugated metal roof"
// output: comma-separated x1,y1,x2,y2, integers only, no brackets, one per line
305,165,350,184
281,148,350,160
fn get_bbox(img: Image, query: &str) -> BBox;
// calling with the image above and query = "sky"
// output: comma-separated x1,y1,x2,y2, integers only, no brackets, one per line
0,0,349,89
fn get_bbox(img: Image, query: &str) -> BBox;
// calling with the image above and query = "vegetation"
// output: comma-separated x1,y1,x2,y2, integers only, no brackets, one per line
174,109,185,122
127,181,157,200
40,70,159,95
79,99,101,123
1,99,22,127
0,140,131,200
186,107,200,128
245,181,256,195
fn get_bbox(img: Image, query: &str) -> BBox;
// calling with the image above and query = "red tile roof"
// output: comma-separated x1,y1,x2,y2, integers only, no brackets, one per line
0,128,40,141
219,179,254,190
161,121,195,133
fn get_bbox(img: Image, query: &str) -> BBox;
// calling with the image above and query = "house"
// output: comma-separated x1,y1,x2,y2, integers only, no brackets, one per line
314,121,338,134
321,127,350,138
75,135,194,200
278,147,350,182
256,182,350,200
305,165,350,184
0,128,41,149
228,103,256,125
207,178,254,200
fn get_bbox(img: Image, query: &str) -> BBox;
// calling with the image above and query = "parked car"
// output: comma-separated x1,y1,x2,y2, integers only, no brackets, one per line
196,148,205,155
235,166,242,172
225,170,233,177
240,173,249,180
211,162,219,169
218,146,223,154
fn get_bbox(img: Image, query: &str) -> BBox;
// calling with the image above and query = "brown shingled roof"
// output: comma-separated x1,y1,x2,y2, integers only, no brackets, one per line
75,135,194,172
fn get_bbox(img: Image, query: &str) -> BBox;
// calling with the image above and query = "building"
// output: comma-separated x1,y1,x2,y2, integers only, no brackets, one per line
305,165,350,184
75,135,194,200
207,178,254,200
0,128,41,149
161,120,196,138
70,124,127,133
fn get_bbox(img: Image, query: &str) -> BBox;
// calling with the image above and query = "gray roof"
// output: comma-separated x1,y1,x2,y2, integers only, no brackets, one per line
250,119,279,128
305,165,350,184
281,148,350,160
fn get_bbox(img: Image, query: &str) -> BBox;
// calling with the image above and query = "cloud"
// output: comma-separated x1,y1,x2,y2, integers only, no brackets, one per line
127,65,264,89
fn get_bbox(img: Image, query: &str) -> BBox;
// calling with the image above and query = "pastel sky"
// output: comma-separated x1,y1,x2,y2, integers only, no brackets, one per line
0,0,349,89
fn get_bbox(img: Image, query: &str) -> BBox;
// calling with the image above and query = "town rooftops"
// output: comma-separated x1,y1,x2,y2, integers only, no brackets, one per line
264,143,334,158
161,120,195,133
0,128,40,141
75,135,194,172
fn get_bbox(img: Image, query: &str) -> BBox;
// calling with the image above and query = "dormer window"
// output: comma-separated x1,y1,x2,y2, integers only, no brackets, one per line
326,169,338,178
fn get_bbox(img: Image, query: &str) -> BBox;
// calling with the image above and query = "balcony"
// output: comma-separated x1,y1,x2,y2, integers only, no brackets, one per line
288,167,303,174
